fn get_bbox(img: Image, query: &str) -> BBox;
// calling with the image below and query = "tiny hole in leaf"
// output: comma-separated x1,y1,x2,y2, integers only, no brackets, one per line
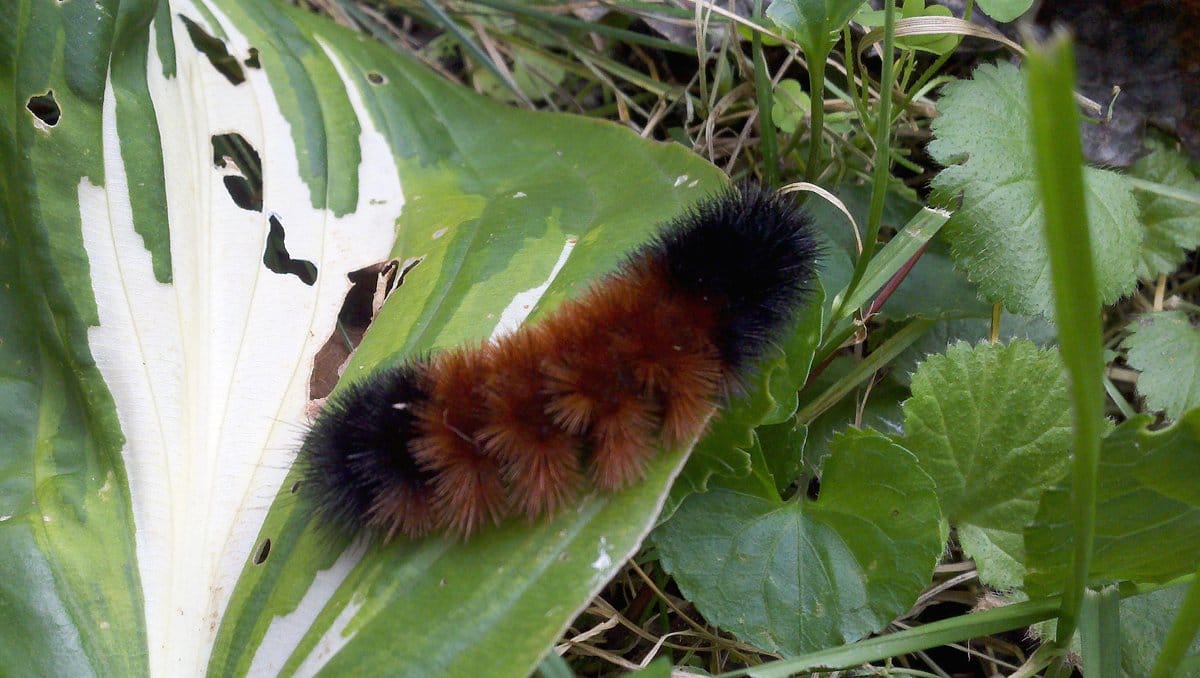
290,480,301,494
253,538,271,565
27,90,61,127
367,71,386,85
263,215,318,285
244,47,260,69
178,14,245,85
805,475,821,501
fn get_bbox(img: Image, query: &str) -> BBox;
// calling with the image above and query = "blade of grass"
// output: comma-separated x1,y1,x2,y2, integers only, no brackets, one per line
833,206,949,316
722,595,1064,677
718,577,1192,678
1079,585,1121,678
1150,562,1200,678
797,317,935,425
1024,30,1105,659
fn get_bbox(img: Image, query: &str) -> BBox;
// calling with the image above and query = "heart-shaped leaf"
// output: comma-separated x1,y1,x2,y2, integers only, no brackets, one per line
654,429,942,655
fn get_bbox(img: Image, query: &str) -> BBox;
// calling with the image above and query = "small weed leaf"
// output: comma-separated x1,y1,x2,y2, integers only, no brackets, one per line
1131,146,1200,279
901,340,1072,588
929,62,1140,318
654,429,942,656
975,0,1035,22
1024,409,1200,597
1124,311,1200,421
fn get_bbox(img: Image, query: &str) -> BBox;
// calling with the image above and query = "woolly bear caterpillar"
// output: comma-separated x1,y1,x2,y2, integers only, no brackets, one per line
299,184,820,540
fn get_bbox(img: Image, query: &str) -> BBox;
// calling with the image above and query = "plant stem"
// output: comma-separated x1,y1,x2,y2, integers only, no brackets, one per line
802,46,829,185
752,0,778,186
835,0,896,320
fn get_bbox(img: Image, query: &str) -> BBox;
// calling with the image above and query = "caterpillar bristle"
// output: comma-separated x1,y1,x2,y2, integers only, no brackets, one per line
412,348,506,538
298,184,820,541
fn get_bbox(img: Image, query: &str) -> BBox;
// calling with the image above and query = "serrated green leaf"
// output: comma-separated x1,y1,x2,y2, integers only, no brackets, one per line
929,62,1140,318
889,313,1057,387
654,429,942,656
902,340,1073,588
1025,410,1200,597
1132,147,1200,279
1124,311,1200,421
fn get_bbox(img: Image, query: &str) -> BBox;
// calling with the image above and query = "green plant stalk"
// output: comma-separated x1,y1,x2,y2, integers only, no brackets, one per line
1102,377,1137,419
802,44,829,185
1150,562,1200,678
835,0,896,322
752,0,778,187
842,26,872,128
1025,32,1105,653
1127,176,1200,207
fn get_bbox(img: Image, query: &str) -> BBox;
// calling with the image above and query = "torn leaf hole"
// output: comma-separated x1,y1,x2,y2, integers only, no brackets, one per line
253,538,271,565
27,90,61,127
263,215,317,285
178,14,245,85
366,71,386,85
212,133,262,212
244,47,261,69
805,474,821,501
290,480,301,494
307,258,422,400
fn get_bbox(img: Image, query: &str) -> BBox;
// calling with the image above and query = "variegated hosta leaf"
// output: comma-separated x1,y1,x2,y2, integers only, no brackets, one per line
0,0,730,675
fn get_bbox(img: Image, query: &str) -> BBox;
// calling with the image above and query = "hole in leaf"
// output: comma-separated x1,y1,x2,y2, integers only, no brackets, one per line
367,71,386,85
253,538,271,565
290,480,301,494
178,14,245,85
212,133,262,212
263,215,317,286
244,47,260,69
805,475,821,501
27,90,61,127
